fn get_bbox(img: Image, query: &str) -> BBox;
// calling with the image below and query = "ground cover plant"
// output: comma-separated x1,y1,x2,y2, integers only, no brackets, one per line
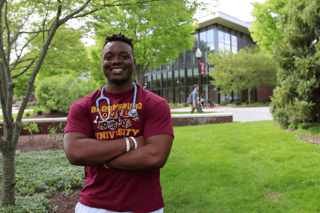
1,120,320,212
0,150,85,212
169,103,190,109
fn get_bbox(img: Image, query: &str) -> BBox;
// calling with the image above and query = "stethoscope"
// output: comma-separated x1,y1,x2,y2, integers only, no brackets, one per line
96,82,139,124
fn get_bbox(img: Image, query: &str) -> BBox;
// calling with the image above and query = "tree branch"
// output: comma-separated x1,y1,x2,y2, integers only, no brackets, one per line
5,1,10,63
10,58,34,71
13,2,63,146
0,2,13,119
0,0,6,8
10,32,40,71
11,60,35,78
58,0,91,25
10,7,37,48
60,0,160,24
17,29,51,34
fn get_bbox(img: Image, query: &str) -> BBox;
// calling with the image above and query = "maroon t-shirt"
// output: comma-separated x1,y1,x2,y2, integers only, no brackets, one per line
64,84,174,213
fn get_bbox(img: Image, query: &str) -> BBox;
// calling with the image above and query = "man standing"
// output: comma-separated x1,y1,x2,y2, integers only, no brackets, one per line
63,33,174,213
190,84,202,113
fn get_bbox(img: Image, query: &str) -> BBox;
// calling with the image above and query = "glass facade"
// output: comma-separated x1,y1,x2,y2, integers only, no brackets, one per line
144,23,255,104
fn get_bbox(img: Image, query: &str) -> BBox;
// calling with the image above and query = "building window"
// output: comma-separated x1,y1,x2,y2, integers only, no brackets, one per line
200,28,207,44
231,30,238,53
152,74,157,89
167,71,172,87
187,68,193,86
174,70,179,87
179,69,185,87
207,25,214,44
156,73,161,88
173,57,179,68
179,52,184,67
218,25,231,51
186,50,192,65
243,34,248,48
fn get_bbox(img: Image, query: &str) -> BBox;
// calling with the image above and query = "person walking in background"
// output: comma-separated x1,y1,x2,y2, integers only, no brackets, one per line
190,84,202,113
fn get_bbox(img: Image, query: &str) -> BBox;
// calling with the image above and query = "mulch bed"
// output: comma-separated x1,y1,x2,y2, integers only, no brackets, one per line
10,112,320,212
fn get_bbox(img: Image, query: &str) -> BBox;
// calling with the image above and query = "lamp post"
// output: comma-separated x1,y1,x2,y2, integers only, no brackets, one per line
195,47,202,103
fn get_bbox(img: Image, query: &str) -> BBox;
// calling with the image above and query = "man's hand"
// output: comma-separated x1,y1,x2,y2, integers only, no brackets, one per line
107,134,173,170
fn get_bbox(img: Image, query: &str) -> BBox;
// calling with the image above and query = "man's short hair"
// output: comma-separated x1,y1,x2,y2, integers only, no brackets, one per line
104,33,134,56
193,84,199,89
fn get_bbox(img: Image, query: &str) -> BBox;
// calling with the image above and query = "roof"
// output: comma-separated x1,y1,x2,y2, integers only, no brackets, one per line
197,11,252,35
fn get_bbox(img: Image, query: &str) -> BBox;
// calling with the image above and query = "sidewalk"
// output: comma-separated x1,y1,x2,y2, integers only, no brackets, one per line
171,106,273,123
0,107,33,116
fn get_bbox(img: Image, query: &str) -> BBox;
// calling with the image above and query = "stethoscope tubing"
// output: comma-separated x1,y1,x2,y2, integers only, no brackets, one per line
96,83,137,124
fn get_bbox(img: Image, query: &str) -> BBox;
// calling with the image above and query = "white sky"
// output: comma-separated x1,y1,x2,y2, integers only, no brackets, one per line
196,0,267,22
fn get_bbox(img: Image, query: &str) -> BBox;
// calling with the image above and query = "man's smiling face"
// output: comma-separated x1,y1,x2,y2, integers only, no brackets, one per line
102,41,135,85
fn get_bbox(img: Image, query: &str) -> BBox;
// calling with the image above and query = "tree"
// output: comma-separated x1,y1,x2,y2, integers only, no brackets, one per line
88,0,206,86
270,0,320,127
0,0,169,205
249,0,289,56
208,46,277,104
13,26,90,97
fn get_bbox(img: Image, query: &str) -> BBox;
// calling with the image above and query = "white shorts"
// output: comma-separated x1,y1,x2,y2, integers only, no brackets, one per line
75,202,164,213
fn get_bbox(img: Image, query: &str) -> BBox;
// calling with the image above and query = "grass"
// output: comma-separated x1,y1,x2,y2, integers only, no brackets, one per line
169,103,190,109
162,121,320,212
1,121,320,212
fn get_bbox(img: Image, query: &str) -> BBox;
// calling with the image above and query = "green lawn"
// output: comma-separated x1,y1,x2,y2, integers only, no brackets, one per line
1,121,320,212
162,121,320,212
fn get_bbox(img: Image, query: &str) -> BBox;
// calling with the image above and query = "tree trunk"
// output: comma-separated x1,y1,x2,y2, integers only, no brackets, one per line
135,63,149,87
248,87,252,104
1,148,16,204
0,4,62,205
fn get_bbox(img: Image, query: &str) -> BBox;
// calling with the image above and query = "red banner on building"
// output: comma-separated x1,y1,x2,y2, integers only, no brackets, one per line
199,61,206,75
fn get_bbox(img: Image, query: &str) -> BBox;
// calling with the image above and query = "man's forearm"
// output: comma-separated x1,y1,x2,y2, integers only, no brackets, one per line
64,135,139,166
107,145,165,170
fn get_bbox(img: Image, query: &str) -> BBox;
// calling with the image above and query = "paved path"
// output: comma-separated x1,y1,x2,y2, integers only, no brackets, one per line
171,106,273,123
0,107,33,116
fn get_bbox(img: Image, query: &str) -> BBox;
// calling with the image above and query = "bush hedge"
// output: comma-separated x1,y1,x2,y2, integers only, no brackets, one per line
35,75,99,114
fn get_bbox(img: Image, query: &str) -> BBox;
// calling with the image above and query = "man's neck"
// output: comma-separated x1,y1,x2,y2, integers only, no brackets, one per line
105,81,134,93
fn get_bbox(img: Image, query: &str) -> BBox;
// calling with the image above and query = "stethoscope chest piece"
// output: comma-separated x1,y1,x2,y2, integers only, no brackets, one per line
128,108,138,118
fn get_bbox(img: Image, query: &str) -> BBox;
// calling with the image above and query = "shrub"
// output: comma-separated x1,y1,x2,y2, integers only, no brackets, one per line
298,123,314,130
220,101,228,106
308,126,320,134
260,99,271,104
271,108,290,128
23,122,39,135
34,109,43,115
233,101,242,106
25,112,30,117
36,75,99,114
183,103,189,107
288,122,299,129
